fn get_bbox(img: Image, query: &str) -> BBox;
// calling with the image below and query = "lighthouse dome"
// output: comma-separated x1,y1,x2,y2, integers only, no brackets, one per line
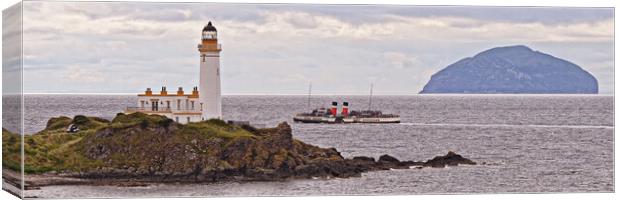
202,21,217,32
201,21,218,40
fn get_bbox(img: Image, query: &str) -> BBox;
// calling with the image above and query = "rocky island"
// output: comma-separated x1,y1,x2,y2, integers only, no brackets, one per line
2,113,475,189
420,45,598,94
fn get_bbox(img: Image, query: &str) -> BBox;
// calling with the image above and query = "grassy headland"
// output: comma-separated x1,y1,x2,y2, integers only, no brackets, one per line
3,112,475,187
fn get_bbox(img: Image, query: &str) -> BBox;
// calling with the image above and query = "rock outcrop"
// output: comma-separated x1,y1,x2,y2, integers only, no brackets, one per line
420,45,598,94
423,151,476,168
3,113,476,187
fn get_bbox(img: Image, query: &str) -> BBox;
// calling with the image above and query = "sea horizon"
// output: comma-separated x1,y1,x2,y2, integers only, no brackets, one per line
20,92,615,96
9,94,615,196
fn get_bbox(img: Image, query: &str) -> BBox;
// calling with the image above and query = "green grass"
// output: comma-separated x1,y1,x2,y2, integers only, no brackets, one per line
2,128,22,171
182,121,255,140
3,113,259,174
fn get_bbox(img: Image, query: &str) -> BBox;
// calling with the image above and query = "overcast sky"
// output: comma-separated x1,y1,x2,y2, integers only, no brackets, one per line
13,1,615,94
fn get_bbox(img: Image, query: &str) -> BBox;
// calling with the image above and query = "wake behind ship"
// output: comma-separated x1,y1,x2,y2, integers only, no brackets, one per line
293,101,401,124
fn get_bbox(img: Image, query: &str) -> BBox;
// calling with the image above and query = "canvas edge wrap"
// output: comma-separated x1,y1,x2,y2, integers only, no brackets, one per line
2,1,24,199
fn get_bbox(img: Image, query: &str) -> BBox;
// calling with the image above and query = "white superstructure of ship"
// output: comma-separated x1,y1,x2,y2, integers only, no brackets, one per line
293,101,401,124
293,84,400,124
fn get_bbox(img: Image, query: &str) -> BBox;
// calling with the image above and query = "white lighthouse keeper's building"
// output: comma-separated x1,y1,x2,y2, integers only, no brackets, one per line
198,21,223,120
125,22,223,123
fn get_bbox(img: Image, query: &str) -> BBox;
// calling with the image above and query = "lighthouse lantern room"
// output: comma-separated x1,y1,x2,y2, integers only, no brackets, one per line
202,21,217,40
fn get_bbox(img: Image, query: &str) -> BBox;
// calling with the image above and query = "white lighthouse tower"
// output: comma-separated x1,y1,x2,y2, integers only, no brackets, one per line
198,21,222,120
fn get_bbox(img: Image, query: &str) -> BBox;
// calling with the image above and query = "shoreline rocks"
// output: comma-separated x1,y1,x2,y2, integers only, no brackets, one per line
4,150,476,189
423,151,477,168
2,113,476,188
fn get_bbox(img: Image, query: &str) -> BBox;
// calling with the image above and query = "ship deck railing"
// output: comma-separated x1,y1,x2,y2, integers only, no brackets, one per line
296,113,400,118
350,115,400,118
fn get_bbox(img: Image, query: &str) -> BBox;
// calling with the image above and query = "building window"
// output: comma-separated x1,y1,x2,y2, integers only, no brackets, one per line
187,117,190,123
151,100,159,111
175,117,179,122
177,99,181,110
191,101,195,110
166,101,170,109
140,101,145,108
185,99,189,110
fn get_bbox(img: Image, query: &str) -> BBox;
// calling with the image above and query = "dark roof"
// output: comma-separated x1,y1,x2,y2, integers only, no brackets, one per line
202,21,217,32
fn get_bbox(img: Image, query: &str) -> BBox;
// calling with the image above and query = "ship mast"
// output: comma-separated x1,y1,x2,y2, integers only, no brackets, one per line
307,82,312,111
368,83,373,111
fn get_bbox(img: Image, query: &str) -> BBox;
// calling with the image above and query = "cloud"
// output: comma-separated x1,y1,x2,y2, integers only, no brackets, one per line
210,10,613,44
383,52,417,69
19,1,614,94
65,65,105,82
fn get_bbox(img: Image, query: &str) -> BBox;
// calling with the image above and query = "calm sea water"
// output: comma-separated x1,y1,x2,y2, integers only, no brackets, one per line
16,94,614,198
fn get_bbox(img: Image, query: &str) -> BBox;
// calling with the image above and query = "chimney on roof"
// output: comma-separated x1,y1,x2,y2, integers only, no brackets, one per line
177,87,184,96
160,86,168,95
192,86,199,97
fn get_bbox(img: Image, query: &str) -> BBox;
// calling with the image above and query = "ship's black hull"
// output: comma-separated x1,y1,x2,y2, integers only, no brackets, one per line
293,116,400,124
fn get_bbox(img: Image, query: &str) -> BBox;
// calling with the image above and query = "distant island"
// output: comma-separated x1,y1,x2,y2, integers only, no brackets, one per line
420,45,598,94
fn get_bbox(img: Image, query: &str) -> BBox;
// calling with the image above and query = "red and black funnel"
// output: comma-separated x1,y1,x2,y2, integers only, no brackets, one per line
331,102,338,116
342,102,349,117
